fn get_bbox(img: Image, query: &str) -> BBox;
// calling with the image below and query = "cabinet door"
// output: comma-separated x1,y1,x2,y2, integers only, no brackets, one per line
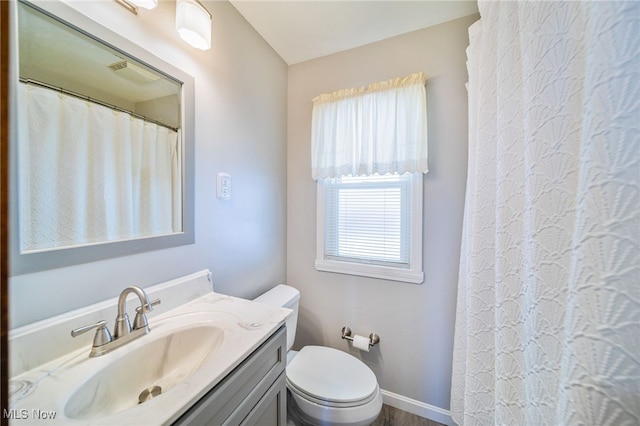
240,372,286,426
173,326,286,426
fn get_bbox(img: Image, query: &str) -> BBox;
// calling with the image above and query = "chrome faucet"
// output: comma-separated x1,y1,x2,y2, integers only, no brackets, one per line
114,286,153,338
71,286,161,357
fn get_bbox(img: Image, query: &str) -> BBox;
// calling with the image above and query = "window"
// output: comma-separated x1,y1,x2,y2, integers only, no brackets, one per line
310,72,428,284
316,173,424,283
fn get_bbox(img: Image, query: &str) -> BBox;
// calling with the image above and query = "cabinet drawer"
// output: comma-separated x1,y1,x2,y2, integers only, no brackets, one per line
240,371,286,426
173,326,286,426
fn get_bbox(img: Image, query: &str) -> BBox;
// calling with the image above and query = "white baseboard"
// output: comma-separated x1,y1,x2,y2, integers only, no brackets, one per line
381,389,454,426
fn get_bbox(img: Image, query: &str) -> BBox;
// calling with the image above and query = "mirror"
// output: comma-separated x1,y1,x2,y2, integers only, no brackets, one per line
11,0,195,274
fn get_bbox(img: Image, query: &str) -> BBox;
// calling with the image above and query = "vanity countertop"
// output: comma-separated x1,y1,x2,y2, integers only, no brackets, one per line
9,292,290,425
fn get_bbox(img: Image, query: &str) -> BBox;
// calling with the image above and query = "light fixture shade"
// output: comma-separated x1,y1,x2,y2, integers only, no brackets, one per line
176,0,212,51
127,0,158,9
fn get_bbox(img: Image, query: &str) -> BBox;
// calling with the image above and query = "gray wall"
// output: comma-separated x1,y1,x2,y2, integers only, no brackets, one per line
10,0,287,328
287,14,478,411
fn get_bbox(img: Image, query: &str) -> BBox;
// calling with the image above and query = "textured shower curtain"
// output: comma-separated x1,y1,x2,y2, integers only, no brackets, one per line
18,82,182,252
451,1,639,425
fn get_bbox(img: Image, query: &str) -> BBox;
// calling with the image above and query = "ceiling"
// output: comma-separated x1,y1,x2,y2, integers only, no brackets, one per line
228,1,479,65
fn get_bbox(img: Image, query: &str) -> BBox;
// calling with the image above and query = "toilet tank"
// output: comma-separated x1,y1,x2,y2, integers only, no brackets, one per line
254,284,300,352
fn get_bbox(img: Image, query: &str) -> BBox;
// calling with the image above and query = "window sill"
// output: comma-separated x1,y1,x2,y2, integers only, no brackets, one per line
315,259,424,284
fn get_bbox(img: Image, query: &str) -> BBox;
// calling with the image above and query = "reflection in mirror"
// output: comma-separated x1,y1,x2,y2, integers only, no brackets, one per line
18,1,183,253
12,0,194,273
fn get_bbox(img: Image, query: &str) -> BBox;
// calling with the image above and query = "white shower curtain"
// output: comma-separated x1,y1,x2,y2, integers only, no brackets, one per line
451,1,639,425
18,82,182,252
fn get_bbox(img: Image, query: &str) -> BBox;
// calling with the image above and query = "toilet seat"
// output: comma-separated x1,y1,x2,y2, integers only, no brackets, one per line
286,346,378,408
287,378,380,409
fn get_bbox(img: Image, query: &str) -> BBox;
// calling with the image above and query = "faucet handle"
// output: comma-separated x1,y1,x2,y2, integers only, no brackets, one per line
135,298,161,314
133,298,161,330
71,320,113,347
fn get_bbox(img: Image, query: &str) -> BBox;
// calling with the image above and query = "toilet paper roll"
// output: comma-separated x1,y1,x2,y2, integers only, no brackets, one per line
352,334,370,352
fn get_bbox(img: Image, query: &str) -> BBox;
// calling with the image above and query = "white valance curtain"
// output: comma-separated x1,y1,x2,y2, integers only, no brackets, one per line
311,72,428,179
18,82,182,252
451,1,639,425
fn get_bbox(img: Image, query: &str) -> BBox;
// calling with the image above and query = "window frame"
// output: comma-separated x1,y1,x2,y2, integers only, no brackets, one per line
315,173,424,284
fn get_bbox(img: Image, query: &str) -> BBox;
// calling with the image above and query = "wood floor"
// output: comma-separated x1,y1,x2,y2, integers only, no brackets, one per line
287,399,445,426
371,404,445,426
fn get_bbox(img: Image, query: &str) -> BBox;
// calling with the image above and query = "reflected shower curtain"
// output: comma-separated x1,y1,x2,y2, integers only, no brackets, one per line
451,1,639,425
18,82,182,252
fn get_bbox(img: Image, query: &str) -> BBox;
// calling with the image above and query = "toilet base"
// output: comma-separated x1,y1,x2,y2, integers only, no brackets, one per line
286,388,382,426
286,391,309,426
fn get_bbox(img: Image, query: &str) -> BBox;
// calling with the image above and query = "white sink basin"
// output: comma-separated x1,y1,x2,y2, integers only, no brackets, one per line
9,292,290,425
64,325,224,420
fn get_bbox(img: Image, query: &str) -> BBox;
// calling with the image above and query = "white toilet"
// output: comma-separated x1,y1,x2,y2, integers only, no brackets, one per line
254,285,383,426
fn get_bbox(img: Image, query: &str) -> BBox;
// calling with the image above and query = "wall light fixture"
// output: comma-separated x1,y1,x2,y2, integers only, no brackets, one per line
115,0,212,51
176,0,212,51
127,0,158,9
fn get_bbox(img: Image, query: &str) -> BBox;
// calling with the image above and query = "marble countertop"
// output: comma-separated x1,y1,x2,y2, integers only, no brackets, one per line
9,292,290,425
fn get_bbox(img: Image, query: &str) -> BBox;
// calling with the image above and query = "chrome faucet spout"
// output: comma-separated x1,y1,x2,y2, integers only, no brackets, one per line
114,286,153,339
73,286,160,357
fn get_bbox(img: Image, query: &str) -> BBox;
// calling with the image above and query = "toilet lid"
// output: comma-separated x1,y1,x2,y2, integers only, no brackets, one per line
286,346,378,404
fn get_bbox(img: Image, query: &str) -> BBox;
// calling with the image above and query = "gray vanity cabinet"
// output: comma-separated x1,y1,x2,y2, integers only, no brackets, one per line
173,326,287,426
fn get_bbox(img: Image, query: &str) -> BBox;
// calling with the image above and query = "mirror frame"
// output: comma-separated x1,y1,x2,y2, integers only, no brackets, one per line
10,0,195,275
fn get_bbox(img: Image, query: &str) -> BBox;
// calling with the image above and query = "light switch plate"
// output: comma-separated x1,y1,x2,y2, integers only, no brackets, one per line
217,173,231,200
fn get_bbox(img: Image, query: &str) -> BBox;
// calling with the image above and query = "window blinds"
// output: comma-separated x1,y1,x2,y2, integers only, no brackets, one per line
323,174,412,268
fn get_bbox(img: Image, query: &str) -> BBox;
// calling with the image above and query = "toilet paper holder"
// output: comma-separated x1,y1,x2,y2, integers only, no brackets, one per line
341,326,380,348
